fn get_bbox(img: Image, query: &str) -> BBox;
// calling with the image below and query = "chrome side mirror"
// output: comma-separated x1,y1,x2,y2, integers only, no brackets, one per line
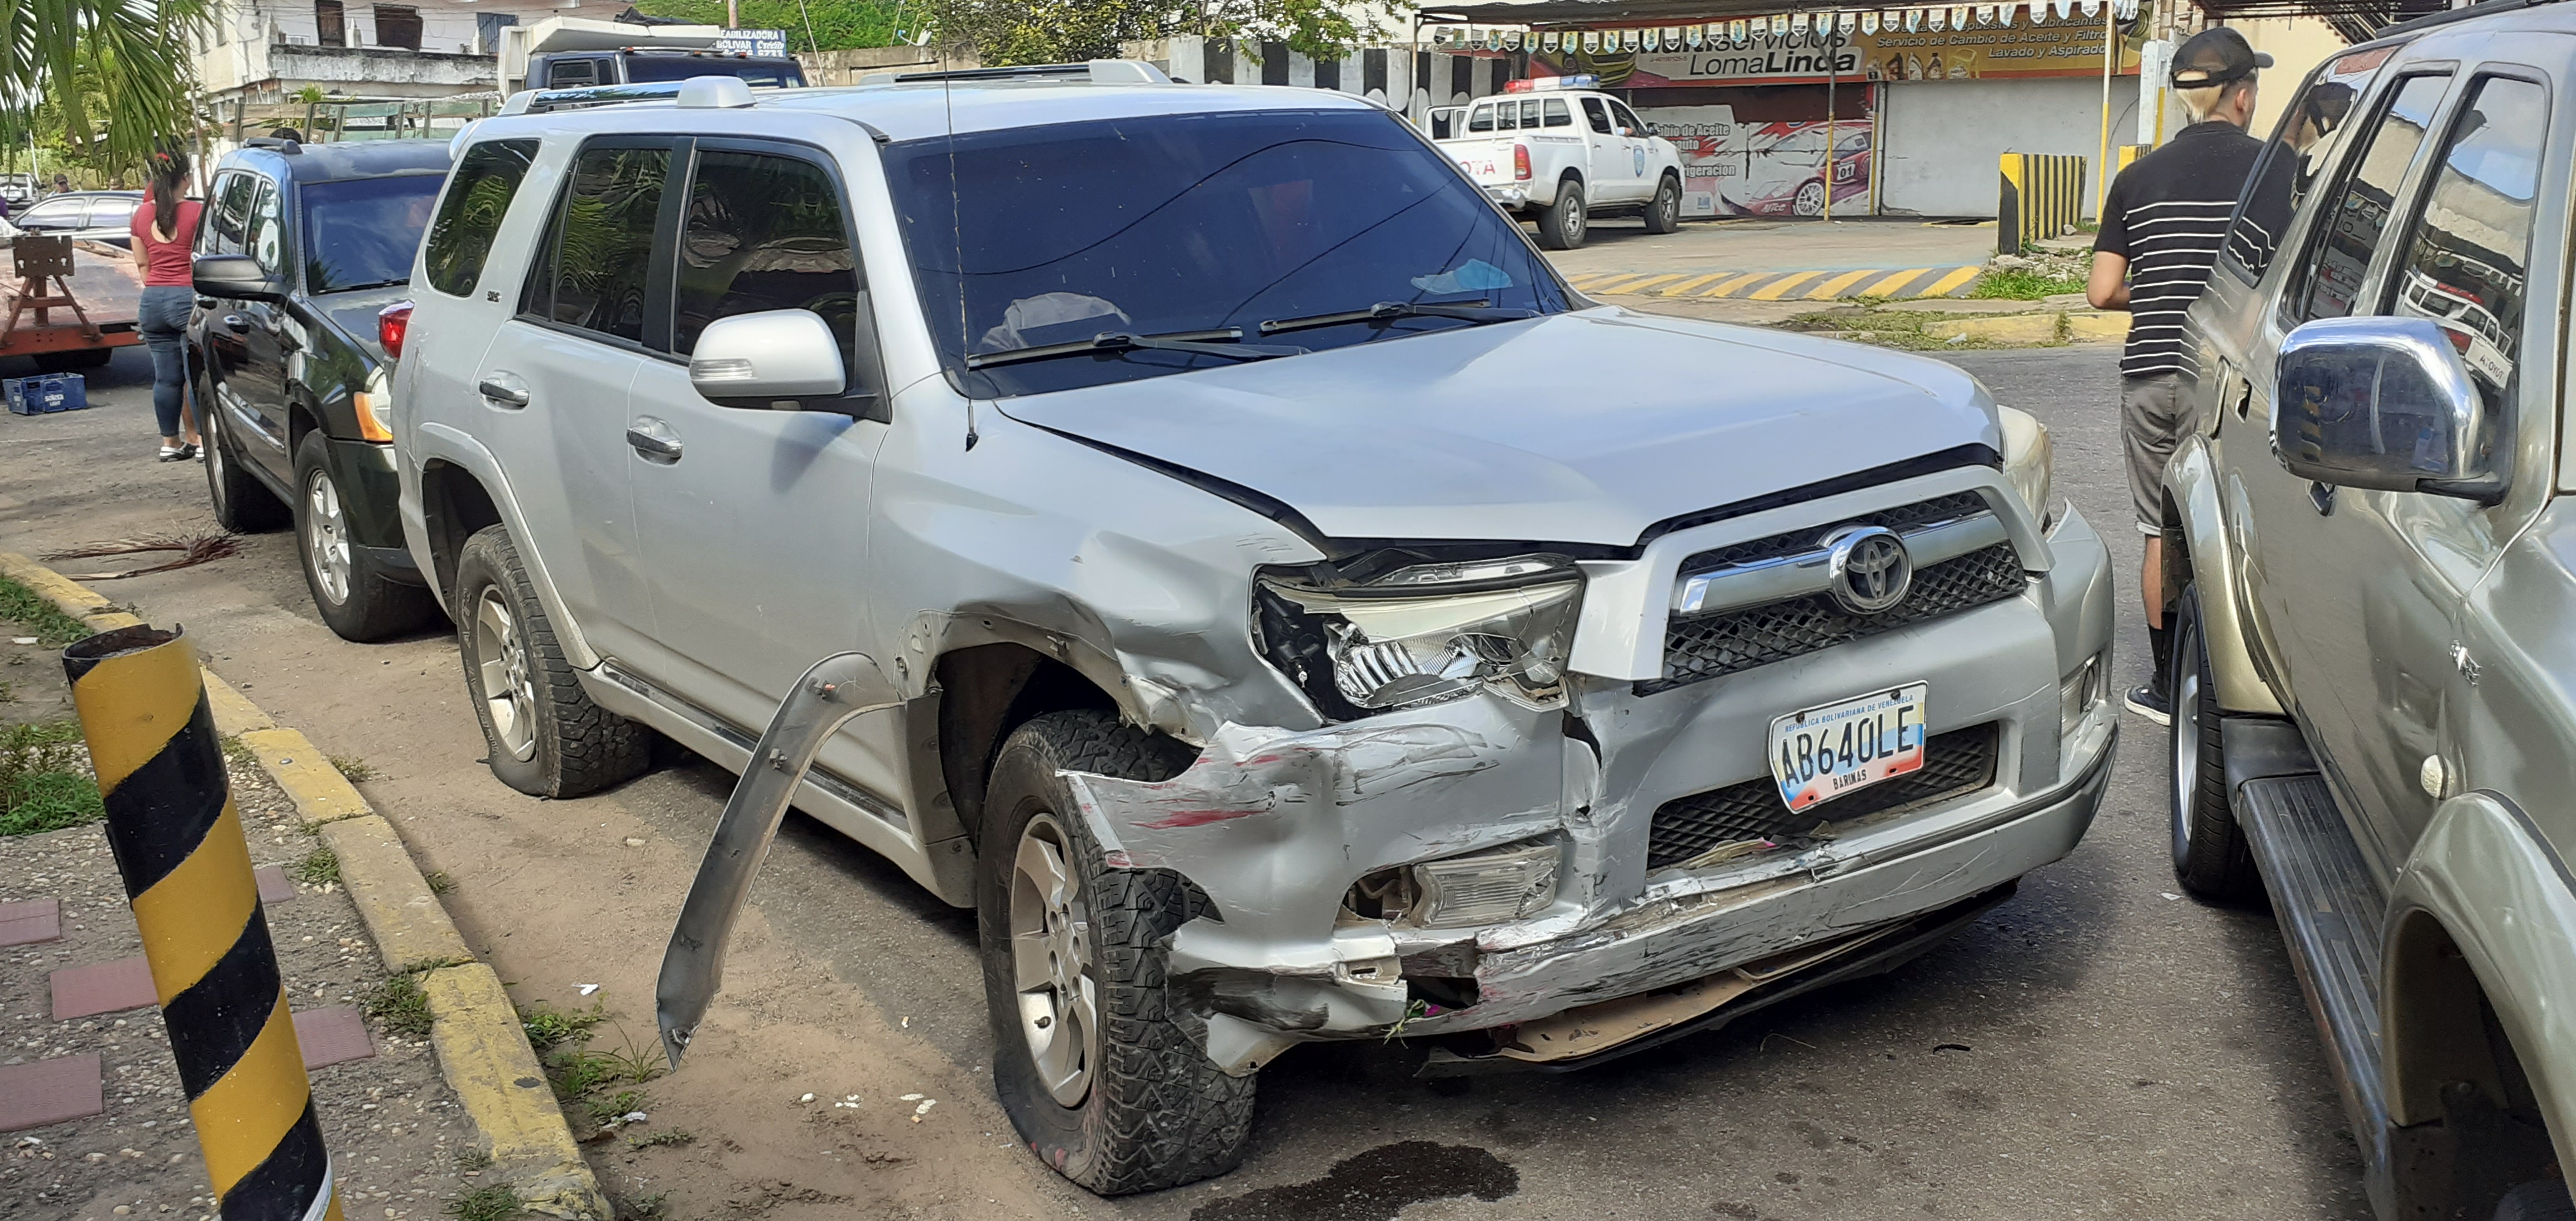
2272,315,2504,502
688,309,847,409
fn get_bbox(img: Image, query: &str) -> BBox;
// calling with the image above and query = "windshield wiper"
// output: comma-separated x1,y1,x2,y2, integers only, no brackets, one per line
965,327,1305,370
1256,300,1537,336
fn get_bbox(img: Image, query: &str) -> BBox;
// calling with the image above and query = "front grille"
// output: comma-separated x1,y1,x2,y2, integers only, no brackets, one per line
1645,723,2000,871
1646,542,2027,695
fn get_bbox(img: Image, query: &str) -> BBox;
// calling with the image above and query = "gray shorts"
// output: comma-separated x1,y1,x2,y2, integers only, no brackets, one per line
2121,373,2188,536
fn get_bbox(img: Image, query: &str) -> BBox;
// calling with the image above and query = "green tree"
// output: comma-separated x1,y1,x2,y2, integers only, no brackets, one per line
1,0,214,166
629,0,902,51
927,0,1407,67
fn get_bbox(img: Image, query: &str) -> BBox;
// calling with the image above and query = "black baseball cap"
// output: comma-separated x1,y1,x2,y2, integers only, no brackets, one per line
2172,27,2273,89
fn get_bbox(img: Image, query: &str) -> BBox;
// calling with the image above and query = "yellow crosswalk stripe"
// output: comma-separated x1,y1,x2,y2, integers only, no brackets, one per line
1920,266,1981,297
1805,269,1879,300
1749,270,1824,301
1695,273,1769,297
1621,273,1690,295
1567,272,1624,289
1661,272,1736,297
1592,273,1669,293
1857,268,1933,298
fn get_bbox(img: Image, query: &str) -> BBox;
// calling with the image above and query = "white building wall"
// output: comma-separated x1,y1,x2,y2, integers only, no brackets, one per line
1878,76,2141,218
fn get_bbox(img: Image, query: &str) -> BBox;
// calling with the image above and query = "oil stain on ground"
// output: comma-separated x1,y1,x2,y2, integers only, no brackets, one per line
1189,1141,1518,1220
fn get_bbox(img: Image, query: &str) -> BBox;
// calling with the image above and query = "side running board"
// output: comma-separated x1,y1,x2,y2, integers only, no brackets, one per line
2223,717,2393,1206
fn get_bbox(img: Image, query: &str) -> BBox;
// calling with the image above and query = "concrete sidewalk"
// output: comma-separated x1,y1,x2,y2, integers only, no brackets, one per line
1548,216,1997,301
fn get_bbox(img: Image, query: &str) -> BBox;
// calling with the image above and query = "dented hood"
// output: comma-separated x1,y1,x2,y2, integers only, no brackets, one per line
994,308,2003,547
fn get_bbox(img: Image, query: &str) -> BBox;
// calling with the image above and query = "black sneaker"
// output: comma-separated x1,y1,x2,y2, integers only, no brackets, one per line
2125,683,2172,726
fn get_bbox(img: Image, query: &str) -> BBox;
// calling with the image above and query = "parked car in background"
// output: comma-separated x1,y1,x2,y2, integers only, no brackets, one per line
14,190,144,247
1435,75,1684,248
0,173,37,209
2165,7,2576,1219
526,46,806,90
192,139,452,642
396,67,2110,1197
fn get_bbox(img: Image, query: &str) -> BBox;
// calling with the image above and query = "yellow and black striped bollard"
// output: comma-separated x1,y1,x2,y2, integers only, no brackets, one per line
65,625,343,1221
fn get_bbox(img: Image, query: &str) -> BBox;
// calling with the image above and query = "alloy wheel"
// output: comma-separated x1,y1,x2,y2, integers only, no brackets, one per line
1010,812,1099,1107
206,411,229,509
472,587,538,762
304,466,352,606
2172,625,2202,851
1795,180,1827,216
1565,192,1586,242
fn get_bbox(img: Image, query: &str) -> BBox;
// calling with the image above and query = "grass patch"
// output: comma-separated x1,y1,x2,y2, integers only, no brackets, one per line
627,1128,694,1151
618,1192,668,1220
425,870,456,895
454,1148,494,1173
519,1000,603,1054
363,971,435,1038
0,575,93,647
1779,308,2011,352
329,754,377,783
1,721,104,836
444,1185,521,1221
1969,268,2087,300
222,734,258,768
291,843,341,887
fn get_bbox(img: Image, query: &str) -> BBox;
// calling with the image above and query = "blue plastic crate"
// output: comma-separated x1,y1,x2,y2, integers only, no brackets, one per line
4,373,86,414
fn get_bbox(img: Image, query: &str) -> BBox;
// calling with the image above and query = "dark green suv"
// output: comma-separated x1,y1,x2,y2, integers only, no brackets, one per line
191,138,450,640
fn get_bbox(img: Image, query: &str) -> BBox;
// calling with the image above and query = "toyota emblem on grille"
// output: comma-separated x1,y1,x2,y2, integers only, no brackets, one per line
1825,525,1913,615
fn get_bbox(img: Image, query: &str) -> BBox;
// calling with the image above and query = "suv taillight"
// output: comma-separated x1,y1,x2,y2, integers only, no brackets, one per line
1514,144,1532,181
378,301,413,361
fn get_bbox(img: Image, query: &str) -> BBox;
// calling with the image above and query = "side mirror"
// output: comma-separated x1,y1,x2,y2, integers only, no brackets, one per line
688,309,850,410
2273,315,2504,501
193,253,287,303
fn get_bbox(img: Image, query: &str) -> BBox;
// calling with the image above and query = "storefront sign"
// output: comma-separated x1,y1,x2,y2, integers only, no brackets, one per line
712,29,789,56
1534,12,2135,85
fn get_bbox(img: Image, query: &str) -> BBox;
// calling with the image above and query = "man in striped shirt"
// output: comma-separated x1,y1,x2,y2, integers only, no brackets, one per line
2088,26,2269,723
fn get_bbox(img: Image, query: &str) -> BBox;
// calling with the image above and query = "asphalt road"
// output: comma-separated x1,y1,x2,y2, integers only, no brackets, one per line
0,340,2367,1220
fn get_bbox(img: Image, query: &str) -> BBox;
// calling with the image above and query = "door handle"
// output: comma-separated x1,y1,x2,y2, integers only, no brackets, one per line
477,378,530,408
222,314,250,334
625,417,682,463
2309,481,2337,516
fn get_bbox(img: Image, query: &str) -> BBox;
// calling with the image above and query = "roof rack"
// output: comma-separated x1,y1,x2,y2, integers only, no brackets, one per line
243,136,303,154
499,75,758,115
857,59,1173,86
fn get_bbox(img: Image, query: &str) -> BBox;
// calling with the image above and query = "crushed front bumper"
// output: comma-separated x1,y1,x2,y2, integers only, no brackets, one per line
1063,502,2118,1074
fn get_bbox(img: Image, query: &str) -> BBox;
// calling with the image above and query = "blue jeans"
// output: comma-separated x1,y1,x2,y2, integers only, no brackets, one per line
137,285,195,439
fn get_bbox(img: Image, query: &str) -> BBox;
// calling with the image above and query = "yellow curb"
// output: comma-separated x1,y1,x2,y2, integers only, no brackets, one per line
424,963,611,1221
0,551,610,1221
1696,271,1770,297
1805,269,1878,300
2065,311,2130,342
240,727,373,828
1858,268,1932,297
1749,270,1824,300
1659,272,1735,296
323,815,476,971
1617,273,1689,295
1921,313,2064,343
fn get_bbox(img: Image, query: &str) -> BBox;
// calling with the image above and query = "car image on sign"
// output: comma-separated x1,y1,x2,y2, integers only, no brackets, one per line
1769,684,1929,811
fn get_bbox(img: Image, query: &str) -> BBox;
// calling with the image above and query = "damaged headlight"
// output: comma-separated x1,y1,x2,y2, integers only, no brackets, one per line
1255,554,1583,720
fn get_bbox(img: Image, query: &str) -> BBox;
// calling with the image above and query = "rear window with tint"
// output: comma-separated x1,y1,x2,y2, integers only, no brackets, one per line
423,139,538,298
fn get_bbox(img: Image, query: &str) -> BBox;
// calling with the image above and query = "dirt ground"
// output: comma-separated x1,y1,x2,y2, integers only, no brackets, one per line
1,612,487,1220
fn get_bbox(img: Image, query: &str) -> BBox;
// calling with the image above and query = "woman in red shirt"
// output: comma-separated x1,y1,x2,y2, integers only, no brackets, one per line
130,148,203,461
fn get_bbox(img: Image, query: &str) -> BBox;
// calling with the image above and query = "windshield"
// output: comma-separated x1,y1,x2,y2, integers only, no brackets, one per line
624,56,803,86
885,108,1573,398
300,174,442,293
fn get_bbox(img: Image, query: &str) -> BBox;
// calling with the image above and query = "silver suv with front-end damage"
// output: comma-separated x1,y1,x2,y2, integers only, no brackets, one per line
392,63,2117,1195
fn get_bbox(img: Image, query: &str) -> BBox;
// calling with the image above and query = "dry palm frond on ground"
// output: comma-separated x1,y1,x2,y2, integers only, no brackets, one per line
42,533,242,580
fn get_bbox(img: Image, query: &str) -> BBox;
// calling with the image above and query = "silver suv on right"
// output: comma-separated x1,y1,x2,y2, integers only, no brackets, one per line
2166,6,2576,1219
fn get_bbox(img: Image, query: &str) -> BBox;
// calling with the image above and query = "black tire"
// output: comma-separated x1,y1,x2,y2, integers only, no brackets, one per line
203,396,290,532
1642,174,1683,234
2170,582,2260,900
1534,179,1586,250
452,524,650,798
978,710,1254,1195
34,348,112,372
294,431,437,642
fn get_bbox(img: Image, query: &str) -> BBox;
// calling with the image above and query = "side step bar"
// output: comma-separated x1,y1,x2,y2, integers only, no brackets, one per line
2223,716,2394,1213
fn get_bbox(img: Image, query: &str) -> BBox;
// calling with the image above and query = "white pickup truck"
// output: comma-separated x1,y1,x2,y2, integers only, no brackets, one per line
1433,77,1685,249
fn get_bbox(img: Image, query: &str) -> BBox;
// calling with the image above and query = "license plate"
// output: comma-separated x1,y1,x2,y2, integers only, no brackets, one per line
1767,684,1929,813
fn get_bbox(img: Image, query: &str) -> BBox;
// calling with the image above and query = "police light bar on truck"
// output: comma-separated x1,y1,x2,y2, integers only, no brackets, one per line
1505,74,1599,93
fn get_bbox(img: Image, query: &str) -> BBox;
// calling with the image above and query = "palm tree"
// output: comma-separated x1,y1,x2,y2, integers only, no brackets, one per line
1,0,215,165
